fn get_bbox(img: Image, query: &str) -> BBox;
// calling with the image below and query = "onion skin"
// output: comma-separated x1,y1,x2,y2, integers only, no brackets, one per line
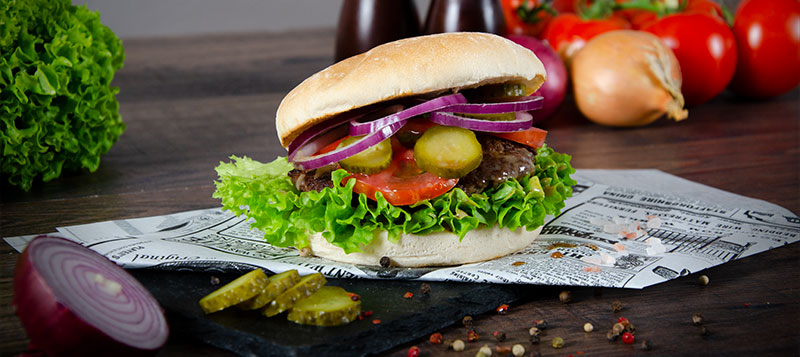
571,30,688,127
507,35,568,122
13,235,165,357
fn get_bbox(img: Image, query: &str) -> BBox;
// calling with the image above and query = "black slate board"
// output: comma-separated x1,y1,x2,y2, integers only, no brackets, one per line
130,268,527,356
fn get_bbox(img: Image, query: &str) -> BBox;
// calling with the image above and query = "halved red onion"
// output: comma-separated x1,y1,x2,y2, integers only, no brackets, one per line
348,93,467,136
13,235,169,356
438,95,544,114
429,111,534,132
292,119,406,170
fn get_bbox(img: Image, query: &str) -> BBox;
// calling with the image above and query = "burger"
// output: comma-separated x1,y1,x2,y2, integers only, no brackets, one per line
214,32,576,267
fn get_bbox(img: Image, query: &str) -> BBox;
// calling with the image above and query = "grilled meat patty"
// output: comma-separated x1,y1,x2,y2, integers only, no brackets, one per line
288,135,536,197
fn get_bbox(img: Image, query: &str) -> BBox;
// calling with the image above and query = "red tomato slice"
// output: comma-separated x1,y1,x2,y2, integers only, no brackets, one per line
489,126,547,149
347,138,458,206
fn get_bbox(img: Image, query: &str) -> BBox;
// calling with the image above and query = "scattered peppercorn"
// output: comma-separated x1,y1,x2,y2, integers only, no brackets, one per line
463,315,474,328
496,345,511,355
617,317,630,326
612,323,625,335
298,247,312,257
407,345,420,357
611,300,623,313
479,344,493,356
429,332,443,344
361,310,373,318
468,329,480,342
624,323,636,334
493,330,506,342
528,327,542,336
698,274,709,286
511,344,525,357
372,319,381,325
533,319,548,329
583,322,594,333
379,256,391,267
452,339,466,351
403,292,414,299
512,261,526,266
606,330,619,342
692,312,704,325
348,293,360,301
700,326,710,336
496,304,509,315
621,332,635,344
640,339,652,351
559,290,572,304
210,276,220,285
419,283,431,295
529,334,540,344
551,337,564,349
551,252,564,258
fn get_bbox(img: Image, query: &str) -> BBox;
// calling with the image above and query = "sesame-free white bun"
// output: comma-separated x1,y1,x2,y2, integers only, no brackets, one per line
308,226,542,267
276,32,546,147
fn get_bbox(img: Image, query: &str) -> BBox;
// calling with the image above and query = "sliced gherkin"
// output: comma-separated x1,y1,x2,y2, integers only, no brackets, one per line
463,83,528,99
414,125,482,179
458,112,517,121
237,269,301,310
262,272,327,317
337,136,392,174
287,286,361,327
199,269,269,314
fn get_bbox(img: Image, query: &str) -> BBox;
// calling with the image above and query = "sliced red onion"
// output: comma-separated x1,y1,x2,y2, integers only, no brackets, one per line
287,122,349,162
287,111,364,159
292,119,406,170
438,95,544,114
429,111,534,132
13,235,168,356
348,93,467,136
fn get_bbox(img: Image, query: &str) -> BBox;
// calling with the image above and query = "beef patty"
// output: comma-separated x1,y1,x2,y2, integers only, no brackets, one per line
288,135,536,196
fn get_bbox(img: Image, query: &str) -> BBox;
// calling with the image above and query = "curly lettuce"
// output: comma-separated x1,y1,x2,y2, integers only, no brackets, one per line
213,146,576,254
1,0,125,191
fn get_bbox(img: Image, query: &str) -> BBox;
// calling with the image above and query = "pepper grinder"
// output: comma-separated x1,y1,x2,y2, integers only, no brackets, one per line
423,0,507,35
334,0,421,62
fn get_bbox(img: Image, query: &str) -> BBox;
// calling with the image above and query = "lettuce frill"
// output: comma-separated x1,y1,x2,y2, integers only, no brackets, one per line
213,146,576,254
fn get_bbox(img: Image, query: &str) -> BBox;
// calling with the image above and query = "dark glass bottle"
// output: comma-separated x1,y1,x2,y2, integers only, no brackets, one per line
423,0,507,35
334,0,421,62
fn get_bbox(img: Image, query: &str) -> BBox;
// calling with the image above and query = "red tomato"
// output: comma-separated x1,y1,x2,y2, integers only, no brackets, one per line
643,13,737,106
729,0,800,98
489,127,547,149
684,0,729,23
348,139,458,206
543,13,629,61
500,0,555,38
552,0,577,13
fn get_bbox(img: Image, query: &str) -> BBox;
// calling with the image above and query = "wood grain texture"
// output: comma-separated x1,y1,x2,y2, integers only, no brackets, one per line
1,28,798,356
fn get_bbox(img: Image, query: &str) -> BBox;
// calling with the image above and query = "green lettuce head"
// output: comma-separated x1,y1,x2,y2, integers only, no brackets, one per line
1,0,125,191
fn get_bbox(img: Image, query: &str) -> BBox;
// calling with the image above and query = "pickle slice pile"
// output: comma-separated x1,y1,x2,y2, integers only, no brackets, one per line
287,286,361,326
337,136,393,174
199,269,269,314
414,125,482,178
262,272,327,317
237,269,301,310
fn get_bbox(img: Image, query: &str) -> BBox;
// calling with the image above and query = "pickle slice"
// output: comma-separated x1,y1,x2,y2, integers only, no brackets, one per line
458,112,517,121
414,125,482,178
237,269,301,310
262,272,327,317
199,269,269,314
463,83,528,99
337,136,392,174
287,286,361,327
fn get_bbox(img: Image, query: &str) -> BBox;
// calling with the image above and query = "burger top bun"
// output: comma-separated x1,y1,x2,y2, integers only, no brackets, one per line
276,32,547,148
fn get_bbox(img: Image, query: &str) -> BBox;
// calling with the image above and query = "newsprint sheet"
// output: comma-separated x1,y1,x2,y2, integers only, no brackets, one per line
5,170,799,289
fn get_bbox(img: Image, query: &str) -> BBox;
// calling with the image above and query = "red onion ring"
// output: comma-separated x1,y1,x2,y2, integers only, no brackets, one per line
13,235,169,356
438,95,544,114
291,119,406,170
348,93,467,136
429,111,534,132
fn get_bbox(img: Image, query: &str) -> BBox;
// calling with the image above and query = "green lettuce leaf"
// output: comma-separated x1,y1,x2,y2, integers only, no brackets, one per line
213,146,576,253
1,0,125,191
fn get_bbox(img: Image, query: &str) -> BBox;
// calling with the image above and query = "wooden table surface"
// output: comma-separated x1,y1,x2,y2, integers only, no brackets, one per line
1,28,798,356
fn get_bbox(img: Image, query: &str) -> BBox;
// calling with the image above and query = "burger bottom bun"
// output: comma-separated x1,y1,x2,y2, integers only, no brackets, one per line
307,226,542,267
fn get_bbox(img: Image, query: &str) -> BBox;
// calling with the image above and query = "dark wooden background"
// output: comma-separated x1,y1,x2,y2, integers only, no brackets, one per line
1,28,798,356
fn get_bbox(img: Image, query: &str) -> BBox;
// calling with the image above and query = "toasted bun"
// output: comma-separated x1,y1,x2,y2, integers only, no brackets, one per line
276,32,547,147
307,226,541,267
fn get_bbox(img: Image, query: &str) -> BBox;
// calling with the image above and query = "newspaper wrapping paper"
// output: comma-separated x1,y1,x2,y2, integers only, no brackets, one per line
5,169,799,289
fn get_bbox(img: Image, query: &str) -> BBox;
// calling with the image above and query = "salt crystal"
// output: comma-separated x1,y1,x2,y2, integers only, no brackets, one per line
646,216,662,229
613,242,626,251
604,224,623,234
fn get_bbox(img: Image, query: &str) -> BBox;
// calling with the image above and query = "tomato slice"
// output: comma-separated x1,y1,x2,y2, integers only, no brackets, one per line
489,127,547,149
347,138,458,206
